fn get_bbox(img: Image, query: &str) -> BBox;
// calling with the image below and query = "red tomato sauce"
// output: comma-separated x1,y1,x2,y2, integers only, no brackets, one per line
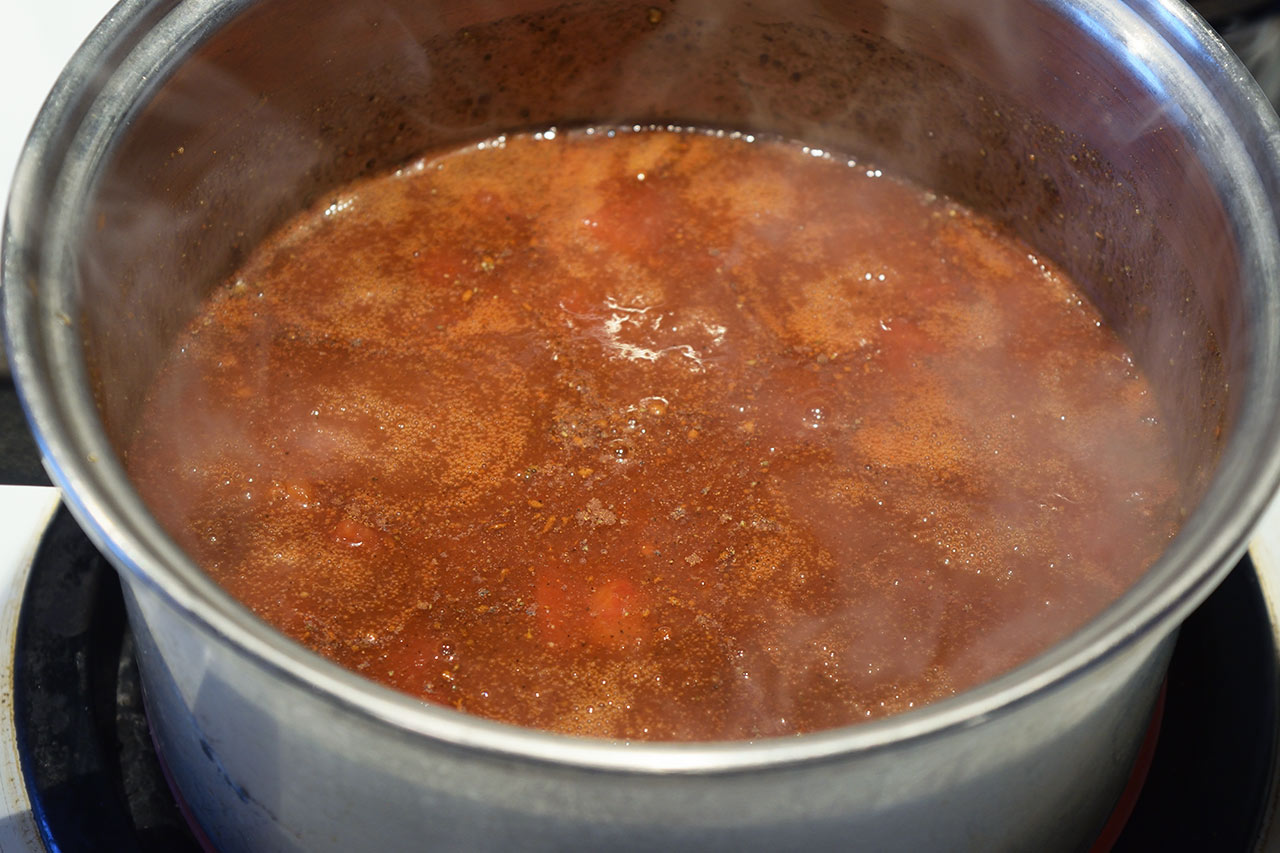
126,127,1181,740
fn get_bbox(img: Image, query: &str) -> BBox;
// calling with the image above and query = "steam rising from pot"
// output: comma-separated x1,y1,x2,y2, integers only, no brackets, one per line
69,0,1231,735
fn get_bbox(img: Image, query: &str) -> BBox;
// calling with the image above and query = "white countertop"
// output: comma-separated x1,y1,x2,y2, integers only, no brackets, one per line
0,0,117,212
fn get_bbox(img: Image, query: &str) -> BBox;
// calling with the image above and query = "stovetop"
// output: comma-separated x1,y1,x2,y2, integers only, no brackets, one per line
3,2,1280,852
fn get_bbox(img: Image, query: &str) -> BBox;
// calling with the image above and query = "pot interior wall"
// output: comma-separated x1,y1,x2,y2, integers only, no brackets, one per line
80,0,1230,515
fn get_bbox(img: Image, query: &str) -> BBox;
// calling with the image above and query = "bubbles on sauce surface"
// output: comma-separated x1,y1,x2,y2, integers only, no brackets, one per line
125,125,1181,741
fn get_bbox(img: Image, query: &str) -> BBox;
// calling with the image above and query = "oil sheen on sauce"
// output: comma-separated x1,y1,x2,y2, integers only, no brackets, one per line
126,127,1181,741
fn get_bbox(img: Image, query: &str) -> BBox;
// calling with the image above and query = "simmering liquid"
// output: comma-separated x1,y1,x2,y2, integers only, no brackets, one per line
127,127,1180,740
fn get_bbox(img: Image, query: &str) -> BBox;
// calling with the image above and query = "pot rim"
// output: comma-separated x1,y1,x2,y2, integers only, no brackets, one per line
6,0,1280,775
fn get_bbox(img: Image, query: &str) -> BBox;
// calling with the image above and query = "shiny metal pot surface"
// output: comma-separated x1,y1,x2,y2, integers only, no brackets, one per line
6,0,1280,850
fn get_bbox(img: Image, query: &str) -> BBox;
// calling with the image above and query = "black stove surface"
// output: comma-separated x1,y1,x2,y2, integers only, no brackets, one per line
0,379,50,488
15,508,200,853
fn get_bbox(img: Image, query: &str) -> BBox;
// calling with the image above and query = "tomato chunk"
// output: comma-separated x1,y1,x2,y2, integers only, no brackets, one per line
586,579,647,650
534,572,647,651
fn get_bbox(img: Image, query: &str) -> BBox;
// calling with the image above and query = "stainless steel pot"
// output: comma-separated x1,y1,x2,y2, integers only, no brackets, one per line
6,0,1280,850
